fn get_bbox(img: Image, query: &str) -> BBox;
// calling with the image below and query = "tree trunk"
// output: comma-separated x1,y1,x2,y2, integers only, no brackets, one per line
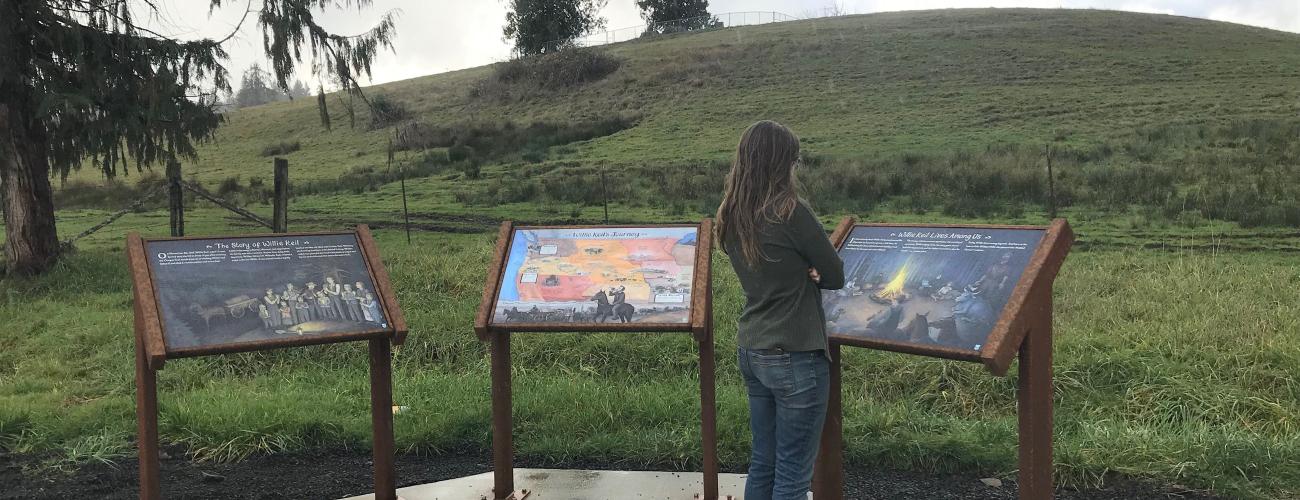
0,103,60,276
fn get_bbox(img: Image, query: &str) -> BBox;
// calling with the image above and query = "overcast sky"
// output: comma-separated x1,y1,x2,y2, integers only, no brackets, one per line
138,1,1299,91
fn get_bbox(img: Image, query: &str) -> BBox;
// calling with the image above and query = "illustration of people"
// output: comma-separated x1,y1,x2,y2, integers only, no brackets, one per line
827,305,845,328
952,284,996,345
302,283,319,322
611,286,627,306
869,272,886,290
354,282,369,304
258,303,273,329
282,283,299,306
983,252,1014,302
342,284,361,322
919,274,941,296
838,279,856,297
310,286,332,320
263,289,282,328
323,277,345,319
931,281,956,301
361,293,382,323
279,301,294,328
294,294,311,325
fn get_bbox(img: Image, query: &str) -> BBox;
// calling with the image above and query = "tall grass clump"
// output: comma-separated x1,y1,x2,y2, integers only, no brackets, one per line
259,140,301,157
367,93,411,130
471,48,622,100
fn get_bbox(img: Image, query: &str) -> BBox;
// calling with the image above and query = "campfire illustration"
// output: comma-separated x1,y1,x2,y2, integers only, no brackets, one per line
870,264,910,304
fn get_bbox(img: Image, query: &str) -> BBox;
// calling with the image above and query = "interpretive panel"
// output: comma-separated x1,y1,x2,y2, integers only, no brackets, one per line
145,233,389,353
491,226,699,325
823,225,1044,353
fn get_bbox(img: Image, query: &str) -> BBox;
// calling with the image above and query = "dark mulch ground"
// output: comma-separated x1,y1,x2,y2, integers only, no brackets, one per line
0,446,1229,499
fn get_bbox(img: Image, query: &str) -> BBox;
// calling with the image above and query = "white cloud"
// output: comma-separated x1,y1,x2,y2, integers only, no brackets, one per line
1116,2,1177,15
133,0,1300,91
1206,1,1300,33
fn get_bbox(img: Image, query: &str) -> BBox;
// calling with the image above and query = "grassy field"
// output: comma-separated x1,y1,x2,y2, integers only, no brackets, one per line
3,209,1300,499
5,7,1300,500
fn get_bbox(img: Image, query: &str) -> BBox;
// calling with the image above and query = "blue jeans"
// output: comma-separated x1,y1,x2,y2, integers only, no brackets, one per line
738,347,831,500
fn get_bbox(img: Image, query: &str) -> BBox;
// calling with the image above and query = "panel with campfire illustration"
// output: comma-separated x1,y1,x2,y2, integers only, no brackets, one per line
824,226,1045,352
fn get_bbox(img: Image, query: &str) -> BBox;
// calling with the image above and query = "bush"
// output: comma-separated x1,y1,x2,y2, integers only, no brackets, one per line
367,94,411,130
457,159,482,180
215,176,242,197
473,48,622,99
260,140,301,157
448,144,477,163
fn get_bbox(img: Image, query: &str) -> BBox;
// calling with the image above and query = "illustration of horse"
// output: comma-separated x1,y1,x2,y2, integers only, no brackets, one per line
927,316,961,346
188,303,228,331
613,302,635,323
503,307,529,322
591,291,613,323
905,312,930,344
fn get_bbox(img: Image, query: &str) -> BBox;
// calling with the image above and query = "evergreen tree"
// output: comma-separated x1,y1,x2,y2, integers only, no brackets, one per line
0,1,396,275
289,80,311,100
637,0,711,33
503,0,607,56
235,63,283,108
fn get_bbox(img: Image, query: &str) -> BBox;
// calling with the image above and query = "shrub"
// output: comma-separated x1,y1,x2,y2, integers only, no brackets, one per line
475,48,621,99
367,94,411,130
457,159,482,180
215,176,242,197
260,140,301,157
448,144,477,163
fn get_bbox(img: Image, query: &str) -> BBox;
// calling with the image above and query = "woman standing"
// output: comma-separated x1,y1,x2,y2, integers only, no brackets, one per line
715,120,844,500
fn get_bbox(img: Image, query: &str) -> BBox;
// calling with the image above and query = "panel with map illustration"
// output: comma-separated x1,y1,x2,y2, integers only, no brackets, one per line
491,226,699,326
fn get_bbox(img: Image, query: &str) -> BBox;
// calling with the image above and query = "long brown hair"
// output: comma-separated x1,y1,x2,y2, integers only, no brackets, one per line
715,120,801,268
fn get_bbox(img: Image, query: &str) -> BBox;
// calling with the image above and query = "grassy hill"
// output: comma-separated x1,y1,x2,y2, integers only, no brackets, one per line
60,8,1300,228
8,8,1300,499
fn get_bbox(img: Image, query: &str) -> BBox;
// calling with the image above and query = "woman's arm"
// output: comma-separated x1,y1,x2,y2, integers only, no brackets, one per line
790,202,845,290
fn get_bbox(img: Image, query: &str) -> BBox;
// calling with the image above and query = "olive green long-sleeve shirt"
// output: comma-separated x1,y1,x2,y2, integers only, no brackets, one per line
724,201,845,353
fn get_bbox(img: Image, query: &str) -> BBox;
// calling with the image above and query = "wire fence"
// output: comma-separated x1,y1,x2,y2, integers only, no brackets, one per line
548,11,797,51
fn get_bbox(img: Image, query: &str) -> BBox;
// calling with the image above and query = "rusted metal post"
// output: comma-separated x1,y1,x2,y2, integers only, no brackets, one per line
369,339,397,500
1017,294,1054,500
492,332,514,499
811,343,844,500
600,170,609,224
400,169,411,244
700,335,718,500
273,158,289,233
134,323,161,500
167,159,183,237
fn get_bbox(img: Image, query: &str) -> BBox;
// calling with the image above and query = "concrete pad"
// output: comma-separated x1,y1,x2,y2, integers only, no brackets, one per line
340,469,746,500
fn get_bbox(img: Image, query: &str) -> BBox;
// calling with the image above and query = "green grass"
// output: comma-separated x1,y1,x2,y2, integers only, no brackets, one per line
8,7,1300,499
4,208,1300,498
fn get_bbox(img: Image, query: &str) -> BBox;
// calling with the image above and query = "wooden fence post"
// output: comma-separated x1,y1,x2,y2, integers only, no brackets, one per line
273,158,289,233
1046,144,1057,219
167,160,183,237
